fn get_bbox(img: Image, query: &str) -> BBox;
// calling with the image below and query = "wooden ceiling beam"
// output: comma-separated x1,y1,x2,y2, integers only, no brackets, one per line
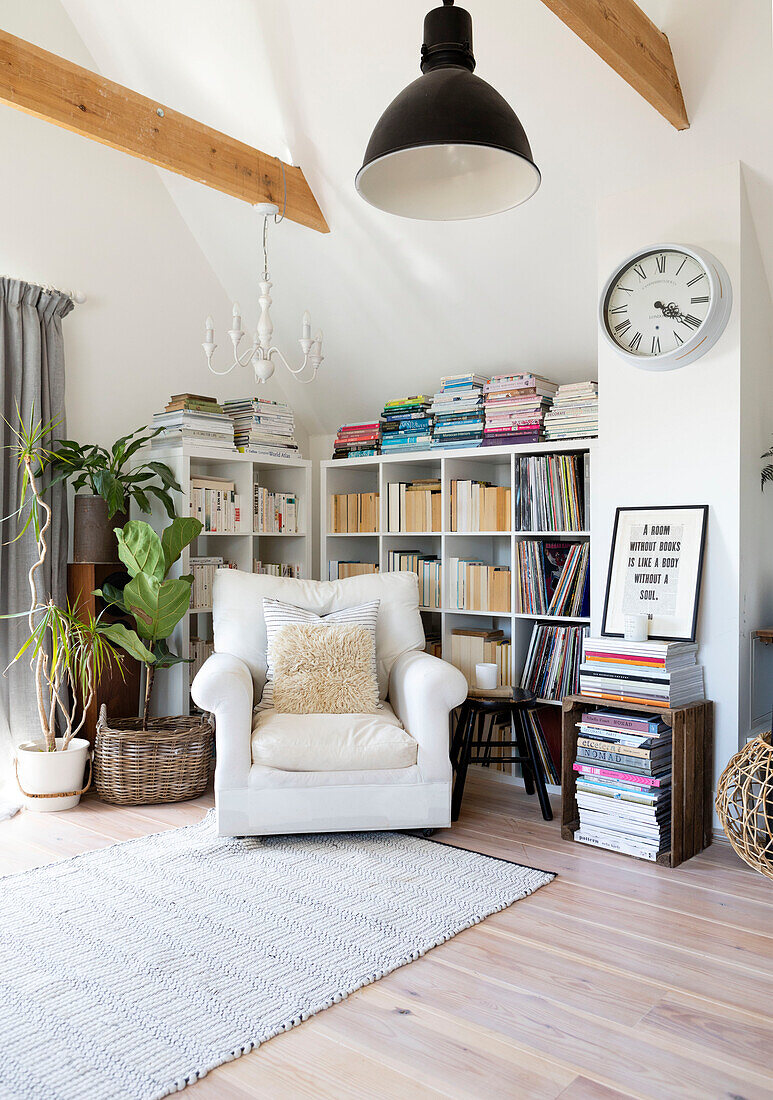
538,0,689,130
0,29,328,233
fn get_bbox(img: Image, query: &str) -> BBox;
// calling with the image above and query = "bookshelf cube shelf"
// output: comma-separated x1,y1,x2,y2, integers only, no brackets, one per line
321,441,593,705
561,695,714,868
137,442,311,718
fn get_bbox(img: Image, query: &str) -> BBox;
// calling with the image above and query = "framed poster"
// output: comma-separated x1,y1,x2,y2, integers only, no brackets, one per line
601,505,708,641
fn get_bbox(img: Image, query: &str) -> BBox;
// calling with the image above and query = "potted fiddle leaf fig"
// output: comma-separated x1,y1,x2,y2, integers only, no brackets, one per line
48,427,182,563
98,516,204,726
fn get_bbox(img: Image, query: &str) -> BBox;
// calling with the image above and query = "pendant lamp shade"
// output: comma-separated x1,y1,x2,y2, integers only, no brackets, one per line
356,1,540,221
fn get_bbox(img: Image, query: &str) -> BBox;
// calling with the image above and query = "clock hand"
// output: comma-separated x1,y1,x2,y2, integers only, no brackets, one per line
654,300,685,322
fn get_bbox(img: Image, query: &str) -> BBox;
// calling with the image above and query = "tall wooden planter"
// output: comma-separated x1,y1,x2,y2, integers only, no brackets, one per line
73,495,128,563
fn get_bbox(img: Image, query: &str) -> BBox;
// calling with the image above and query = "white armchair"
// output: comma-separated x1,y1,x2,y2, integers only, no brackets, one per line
191,569,467,836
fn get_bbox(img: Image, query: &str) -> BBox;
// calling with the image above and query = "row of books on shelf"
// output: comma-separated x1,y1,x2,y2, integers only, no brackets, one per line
386,480,441,533
328,561,379,580
254,486,299,534
329,492,379,534
450,480,510,532
521,624,586,701
448,558,511,613
515,453,588,531
578,636,704,708
190,477,242,533
573,706,672,861
514,541,589,617
189,557,237,609
189,637,214,684
386,551,442,609
253,561,303,578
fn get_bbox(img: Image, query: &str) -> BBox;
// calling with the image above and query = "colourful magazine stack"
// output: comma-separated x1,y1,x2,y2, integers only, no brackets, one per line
430,373,486,449
579,637,704,708
332,420,381,459
380,395,433,453
574,707,672,861
483,373,558,445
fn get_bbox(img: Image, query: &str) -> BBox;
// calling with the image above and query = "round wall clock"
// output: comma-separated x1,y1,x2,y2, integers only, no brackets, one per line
600,244,733,371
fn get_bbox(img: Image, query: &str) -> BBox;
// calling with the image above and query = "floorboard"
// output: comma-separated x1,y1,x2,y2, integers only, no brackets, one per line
2,776,770,1099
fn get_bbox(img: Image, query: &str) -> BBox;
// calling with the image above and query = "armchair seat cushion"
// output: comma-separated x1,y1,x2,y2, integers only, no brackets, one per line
250,703,418,772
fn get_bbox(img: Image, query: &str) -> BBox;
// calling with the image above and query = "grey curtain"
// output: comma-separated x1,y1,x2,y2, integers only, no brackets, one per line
0,279,71,781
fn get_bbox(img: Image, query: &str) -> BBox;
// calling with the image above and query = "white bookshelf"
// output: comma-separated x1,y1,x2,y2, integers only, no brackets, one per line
140,443,311,717
320,440,593,698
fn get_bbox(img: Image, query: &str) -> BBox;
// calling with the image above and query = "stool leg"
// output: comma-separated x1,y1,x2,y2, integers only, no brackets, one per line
512,711,535,795
480,712,493,767
451,706,476,821
450,702,469,770
520,709,553,822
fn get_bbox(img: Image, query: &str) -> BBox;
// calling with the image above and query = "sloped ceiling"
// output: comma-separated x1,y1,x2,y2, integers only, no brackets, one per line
57,0,773,436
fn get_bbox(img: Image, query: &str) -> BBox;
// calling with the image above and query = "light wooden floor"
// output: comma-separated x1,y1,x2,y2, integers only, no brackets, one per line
3,773,772,1100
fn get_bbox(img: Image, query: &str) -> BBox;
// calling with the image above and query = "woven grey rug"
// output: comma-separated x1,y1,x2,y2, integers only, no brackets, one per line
0,811,553,1100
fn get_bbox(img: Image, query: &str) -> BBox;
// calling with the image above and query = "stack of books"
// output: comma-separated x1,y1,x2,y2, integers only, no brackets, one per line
380,395,434,453
448,558,511,612
451,627,511,688
430,374,486,449
253,561,303,579
254,486,299,533
514,541,589,617
450,480,511,532
386,479,441,532
424,628,443,659
579,637,704,708
189,476,241,532
328,561,379,580
482,374,558,446
332,420,381,459
544,381,598,441
152,393,234,450
386,550,442,609
514,453,588,531
574,707,672,861
521,623,587,701
223,397,299,459
329,492,379,533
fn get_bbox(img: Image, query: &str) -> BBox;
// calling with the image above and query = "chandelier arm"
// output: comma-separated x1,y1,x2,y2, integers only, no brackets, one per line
267,345,311,377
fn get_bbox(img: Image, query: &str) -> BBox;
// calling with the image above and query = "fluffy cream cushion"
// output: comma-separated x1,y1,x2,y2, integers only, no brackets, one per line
271,623,379,714
251,703,418,771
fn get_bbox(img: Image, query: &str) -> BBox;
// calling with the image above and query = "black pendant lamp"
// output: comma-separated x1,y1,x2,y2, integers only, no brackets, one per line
355,0,540,220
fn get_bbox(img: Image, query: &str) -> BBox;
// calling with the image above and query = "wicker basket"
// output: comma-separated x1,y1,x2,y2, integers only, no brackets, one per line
715,731,773,881
93,705,214,806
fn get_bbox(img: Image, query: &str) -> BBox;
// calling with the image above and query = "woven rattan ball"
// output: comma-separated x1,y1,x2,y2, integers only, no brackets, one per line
715,732,773,880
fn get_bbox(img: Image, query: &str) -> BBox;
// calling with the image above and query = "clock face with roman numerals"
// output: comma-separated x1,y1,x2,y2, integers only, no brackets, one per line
600,244,733,371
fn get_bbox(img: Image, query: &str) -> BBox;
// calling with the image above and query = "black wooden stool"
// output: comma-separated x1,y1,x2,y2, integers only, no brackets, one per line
450,687,553,822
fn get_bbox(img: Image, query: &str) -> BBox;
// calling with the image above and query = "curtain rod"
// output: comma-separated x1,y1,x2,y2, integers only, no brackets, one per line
2,275,86,303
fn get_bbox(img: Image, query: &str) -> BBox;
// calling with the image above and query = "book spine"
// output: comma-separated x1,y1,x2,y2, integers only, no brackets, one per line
573,763,665,787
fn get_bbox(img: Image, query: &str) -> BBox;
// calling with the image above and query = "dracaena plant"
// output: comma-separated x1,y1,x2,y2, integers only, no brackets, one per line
48,426,181,519
97,517,203,727
2,412,154,751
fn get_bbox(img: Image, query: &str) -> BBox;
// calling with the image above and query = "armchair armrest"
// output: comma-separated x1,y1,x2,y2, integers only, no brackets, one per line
388,650,467,783
191,652,254,791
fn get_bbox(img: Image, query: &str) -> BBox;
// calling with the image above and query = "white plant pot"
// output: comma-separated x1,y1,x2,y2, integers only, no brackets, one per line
15,737,91,812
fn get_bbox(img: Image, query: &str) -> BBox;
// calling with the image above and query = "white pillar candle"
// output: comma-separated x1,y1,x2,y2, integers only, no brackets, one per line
302,311,311,341
475,662,498,690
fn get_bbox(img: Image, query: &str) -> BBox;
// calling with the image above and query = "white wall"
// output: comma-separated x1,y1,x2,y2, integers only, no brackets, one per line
593,162,746,799
0,0,309,451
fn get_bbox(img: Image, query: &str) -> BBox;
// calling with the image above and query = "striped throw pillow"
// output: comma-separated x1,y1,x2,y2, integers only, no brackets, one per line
258,597,380,711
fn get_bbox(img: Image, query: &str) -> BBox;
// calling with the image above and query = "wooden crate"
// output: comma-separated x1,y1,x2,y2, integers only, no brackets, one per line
561,695,714,868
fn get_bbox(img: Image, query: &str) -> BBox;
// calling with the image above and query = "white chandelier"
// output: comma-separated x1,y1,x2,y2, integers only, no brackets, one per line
202,202,324,385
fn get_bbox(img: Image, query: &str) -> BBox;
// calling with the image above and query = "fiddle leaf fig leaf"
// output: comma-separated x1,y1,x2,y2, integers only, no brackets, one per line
116,521,165,581
161,517,203,573
123,573,193,643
